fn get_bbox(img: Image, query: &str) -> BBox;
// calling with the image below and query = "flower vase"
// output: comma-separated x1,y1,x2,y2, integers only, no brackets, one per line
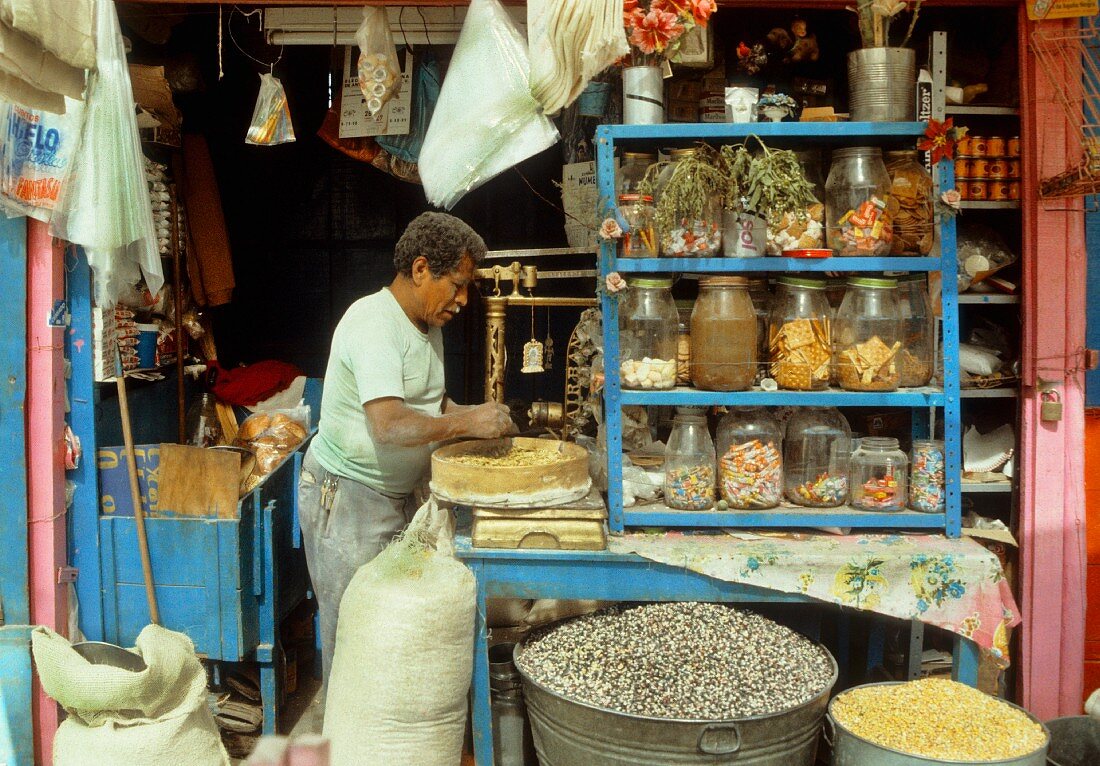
623,65,664,125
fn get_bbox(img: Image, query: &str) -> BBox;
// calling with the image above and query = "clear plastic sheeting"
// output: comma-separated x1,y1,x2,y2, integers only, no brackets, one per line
528,0,628,115
49,0,162,306
419,0,558,210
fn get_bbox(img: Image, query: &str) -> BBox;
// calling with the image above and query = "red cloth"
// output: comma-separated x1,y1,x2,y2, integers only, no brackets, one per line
210,360,303,407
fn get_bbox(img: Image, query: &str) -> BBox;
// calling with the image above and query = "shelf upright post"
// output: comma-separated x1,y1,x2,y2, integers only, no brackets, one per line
596,125,626,534
939,156,963,538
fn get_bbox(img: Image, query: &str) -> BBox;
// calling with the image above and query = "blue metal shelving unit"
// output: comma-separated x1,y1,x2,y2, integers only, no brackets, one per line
596,121,963,537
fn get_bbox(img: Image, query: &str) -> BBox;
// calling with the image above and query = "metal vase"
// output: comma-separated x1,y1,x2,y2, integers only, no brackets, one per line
848,48,916,122
623,66,664,125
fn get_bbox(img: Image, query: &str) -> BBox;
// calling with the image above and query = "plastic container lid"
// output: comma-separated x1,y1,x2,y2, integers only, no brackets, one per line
632,276,673,288
777,276,827,289
783,248,833,259
622,151,657,161
847,277,898,289
618,193,654,203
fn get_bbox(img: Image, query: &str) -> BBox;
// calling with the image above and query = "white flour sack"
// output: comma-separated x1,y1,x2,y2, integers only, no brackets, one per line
31,624,230,766
324,498,476,766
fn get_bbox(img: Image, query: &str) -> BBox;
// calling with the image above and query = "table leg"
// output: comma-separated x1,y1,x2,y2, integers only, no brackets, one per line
907,619,924,680
952,635,980,686
471,570,494,766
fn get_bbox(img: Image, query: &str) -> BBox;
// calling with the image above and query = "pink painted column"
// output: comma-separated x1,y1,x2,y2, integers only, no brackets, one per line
26,220,68,762
1018,12,1088,717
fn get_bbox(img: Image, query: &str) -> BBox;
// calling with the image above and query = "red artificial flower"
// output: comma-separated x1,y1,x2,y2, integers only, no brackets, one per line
630,9,683,55
918,117,957,165
653,0,692,17
690,0,717,27
623,0,645,30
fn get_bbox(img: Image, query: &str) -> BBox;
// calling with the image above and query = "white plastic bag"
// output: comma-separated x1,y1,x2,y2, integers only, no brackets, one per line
356,7,401,117
245,72,295,146
419,0,558,209
0,96,84,222
324,499,474,766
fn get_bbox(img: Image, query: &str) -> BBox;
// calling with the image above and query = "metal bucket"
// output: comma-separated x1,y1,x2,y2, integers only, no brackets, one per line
1045,716,1100,766
826,683,1049,765
848,48,916,122
491,643,538,766
514,640,838,765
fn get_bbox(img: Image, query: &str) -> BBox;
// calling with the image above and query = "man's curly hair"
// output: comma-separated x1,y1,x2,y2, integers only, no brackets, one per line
394,212,487,276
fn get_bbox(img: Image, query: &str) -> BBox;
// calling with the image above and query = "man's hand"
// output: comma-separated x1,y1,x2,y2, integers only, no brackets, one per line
462,402,518,439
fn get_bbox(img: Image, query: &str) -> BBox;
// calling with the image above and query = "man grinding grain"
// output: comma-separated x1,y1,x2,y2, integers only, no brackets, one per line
299,212,515,690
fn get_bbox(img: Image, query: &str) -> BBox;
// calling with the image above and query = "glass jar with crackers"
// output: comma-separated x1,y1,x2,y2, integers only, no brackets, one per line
896,273,935,387
767,277,832,391
618,277,678,390
835,277,903,392
885,150,935,255
764,148,827,255
664,407,716,510
825,147,895,256
784,406,852,508
690,277,758,391
717,407,783,510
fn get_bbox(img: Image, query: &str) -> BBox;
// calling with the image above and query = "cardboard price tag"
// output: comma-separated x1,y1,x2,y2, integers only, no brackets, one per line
1027,0,1098,20
339,47,412,139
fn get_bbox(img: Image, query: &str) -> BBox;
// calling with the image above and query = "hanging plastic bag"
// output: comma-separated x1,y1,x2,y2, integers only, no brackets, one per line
0,96,84,222
419,0,559,209
356,7,401,117
245,72,295,146
376,50,440,165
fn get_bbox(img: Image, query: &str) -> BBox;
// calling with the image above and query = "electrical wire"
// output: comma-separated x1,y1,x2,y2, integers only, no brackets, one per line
227,6,283,73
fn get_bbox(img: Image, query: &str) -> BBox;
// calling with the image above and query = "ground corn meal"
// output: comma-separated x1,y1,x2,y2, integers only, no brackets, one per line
831,678,1047,761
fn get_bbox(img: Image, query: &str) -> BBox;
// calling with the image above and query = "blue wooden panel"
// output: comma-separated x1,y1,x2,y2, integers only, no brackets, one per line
600,121,927,141
0,626,34,766
614,256,942,273
97,444,162,516
1087,195,1100,405
620,388,945,407
624,508,947,529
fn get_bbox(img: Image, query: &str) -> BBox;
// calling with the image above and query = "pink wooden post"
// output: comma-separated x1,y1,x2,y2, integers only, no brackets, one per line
1018,11,1088,717
26,220,68,761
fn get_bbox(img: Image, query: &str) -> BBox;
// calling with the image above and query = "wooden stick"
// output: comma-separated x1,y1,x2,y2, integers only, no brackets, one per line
115,344,160,624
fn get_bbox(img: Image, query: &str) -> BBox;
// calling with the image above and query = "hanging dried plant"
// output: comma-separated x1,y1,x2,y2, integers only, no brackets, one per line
639,144,725,235
717,137,819,227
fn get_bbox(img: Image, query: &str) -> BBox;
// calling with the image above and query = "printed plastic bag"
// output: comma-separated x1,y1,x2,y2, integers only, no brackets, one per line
0,97,84,222
376,50,440,165
246,73,295,146
234,404,310,485
419,0,559,209
356,7,401,117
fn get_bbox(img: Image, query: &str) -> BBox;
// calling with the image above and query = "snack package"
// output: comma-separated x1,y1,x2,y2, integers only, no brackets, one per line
245,73,295,146
356,7,401,117
0,99,84,222
234,404,310,488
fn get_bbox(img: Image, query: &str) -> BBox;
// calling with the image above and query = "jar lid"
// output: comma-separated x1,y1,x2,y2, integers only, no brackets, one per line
632,276,673,288
618,193,654,203
894,272,928,283
699,276,749,287
885,149,920,160
831,146,883,159
859,436,900,450
669,147,698,158
777,276,826,289
622,151,657,161
847,276,898,289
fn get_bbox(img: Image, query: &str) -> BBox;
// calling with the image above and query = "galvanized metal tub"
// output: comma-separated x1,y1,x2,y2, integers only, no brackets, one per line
1046,716,1100,766
826,682,1049,766
514,639,838,765
848,47,916,122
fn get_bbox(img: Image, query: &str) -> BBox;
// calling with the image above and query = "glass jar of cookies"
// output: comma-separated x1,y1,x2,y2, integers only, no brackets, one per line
784,406,852,507
717,407,783,509
825,147,895,256
618,277,678,390
896,273,934,387
767,277,832,391
690,277,758,391
835,277,903,391
766,150,826,254
885,150,935,255
664,407,716,510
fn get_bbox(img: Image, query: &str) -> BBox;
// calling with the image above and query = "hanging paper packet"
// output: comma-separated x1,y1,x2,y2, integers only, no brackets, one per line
356,7,401,117
0,97,84,222
245,73,295,146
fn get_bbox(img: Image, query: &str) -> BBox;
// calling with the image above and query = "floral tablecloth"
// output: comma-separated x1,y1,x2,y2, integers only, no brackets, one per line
608,530,1019,664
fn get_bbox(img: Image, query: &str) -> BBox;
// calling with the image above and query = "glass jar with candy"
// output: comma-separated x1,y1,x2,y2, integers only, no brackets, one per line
664,407,716,510
909,439,946,512
850,437,909,512
716,407,783,510
784,407,852,507
825,147,895,256
654,148,723,257
618,277,678,390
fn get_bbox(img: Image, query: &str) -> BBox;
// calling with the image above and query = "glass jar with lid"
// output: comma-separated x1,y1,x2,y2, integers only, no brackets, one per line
675,299,692,386
747,277,772,382
909,439,946,513
850,436,909,512
618,152,659,258
885,150,935,255
717,407,783,509
655,148,722,257
619,276,678,390
619,151,656,196
825,146,895,256
766,149,827,255
784,407,851,507
824,278,847,386
664,407,716,510
835,277,903,391
895,273,934,387
690,277,758,391
767,277,832,391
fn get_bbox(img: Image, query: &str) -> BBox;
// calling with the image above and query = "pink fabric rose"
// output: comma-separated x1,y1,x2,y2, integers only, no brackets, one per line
605,272,628,294
599,217,624,240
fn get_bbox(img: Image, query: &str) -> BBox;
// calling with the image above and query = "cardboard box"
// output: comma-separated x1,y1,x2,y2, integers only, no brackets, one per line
667,102,700,123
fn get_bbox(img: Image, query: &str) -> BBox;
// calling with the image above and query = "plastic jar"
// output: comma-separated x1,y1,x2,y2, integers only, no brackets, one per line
664,407,716,510
690,277,758,391
850,436,909,512
896,273,934,387
825,147,895,256
885,150,935,255
618,277,678,390
835,277,903,391
717,407,783,509
767,277,832,391
747,278,772,381
655,148,722,257
784,407,852,507
909,439,946,512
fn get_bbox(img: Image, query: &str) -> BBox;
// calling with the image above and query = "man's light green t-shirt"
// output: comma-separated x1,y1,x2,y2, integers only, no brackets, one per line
312,288,444,497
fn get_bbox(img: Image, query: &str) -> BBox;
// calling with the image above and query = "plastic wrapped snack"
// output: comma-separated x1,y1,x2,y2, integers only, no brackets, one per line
234,405,310,489
356,7,402,117
419,0,559,209
245,73,295,146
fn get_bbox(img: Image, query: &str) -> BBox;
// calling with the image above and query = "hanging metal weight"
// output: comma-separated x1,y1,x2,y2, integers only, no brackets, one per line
1041,390,1063,422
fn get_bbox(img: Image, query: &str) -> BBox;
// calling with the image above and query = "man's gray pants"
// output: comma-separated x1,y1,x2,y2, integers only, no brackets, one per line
298,445,416,693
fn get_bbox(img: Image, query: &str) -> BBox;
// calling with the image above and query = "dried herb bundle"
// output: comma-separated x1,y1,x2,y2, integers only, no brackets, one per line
718,137,819,227
640,146,726,235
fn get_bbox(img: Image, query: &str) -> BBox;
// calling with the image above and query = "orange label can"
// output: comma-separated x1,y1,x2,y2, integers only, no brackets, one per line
954,159,972,178
1007,137,1021,157
1006,160,1020,179
987,136,1006,157
967,180,988,200
970,158,990,178
1007,181,1020,200
988,181,1011,200
986,160,1008,179
970,136,989,157
957,135,975,156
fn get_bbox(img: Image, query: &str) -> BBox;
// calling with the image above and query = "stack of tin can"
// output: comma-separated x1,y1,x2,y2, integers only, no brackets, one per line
954,135,1021,201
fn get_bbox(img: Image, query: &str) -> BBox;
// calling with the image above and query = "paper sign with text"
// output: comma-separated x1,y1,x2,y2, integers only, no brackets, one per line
1027,0,1099,20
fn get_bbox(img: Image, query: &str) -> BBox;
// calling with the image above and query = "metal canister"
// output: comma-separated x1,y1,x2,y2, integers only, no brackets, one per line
987,136,1006,157
1007,136,1021,157
970,136,989,157
1006,160,1021,179
957,135,974,156
988,181,1012,201
970,158,990,178
491,643,538,766
967,180,988,200
1007,181,1020,200
986,159,1008,179
954,159,971,178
